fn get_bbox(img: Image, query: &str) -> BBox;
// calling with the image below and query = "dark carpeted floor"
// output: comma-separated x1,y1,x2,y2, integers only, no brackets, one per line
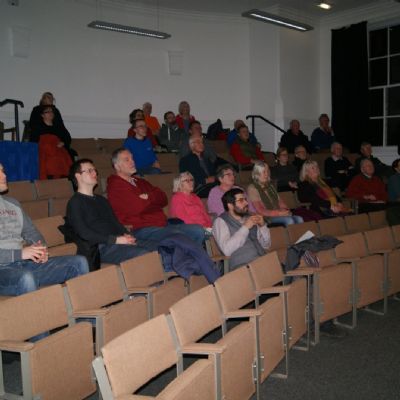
3,298,400,400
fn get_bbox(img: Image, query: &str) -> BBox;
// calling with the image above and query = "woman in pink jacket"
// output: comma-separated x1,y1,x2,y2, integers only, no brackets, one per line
170,172,212,228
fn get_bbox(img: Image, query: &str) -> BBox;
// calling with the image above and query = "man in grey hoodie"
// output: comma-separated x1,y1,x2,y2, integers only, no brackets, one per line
0,164,89,296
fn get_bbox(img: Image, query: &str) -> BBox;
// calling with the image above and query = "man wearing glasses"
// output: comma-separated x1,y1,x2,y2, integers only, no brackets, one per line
212,188,271,271
0,164,88,296
67,159,153,266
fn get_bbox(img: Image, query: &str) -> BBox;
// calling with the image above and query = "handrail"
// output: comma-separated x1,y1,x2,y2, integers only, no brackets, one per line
245,115,286,136
0,98,24,142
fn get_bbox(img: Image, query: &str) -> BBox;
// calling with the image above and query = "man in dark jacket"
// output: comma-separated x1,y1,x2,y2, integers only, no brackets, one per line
280,119,313,154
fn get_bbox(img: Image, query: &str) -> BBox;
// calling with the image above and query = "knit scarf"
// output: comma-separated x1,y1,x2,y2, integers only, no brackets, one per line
252,181,280,210
314,177,337,206
237,138,257,159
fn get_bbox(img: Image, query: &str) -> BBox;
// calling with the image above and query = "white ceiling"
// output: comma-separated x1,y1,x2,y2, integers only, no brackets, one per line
122,0,389,17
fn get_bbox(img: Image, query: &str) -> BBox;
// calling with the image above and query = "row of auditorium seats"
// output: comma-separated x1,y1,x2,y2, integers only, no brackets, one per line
2,218,399,400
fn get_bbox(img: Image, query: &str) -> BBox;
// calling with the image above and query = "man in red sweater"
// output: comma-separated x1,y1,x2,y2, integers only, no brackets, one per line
347,159,387,213
107,148,205,244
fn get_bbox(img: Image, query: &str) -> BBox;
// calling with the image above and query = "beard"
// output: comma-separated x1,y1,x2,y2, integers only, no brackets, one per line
233,205,249,217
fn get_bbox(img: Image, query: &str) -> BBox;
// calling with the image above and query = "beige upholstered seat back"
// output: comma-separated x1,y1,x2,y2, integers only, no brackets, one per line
269,226,289,250
0,285,68,341
214,266,254,313
169,285,222,346
248,252,284,289
344,213,370,233
33,215,66,247
101,314,177,398
368,210,387,228
318,217,346,236
34,178,74,199
66,265,124,311
364,226,394,253
279,191,298,210
335,233,368,259
287,221,319,244
392,224,400,246
6,181,37,202
120,251,165,287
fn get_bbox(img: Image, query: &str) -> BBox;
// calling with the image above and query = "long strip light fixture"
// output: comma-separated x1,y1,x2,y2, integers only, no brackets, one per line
87,20,171,39
242,9,313,32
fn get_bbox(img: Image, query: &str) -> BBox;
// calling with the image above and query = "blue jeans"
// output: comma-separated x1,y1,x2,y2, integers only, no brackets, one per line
98,242,153,264
0,255,89,296
133,224,205,246
269,215,304,227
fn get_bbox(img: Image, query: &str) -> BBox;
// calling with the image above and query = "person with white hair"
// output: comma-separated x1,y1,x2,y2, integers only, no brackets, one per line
324,142,354,191
169,172,212,228
247,161,303,226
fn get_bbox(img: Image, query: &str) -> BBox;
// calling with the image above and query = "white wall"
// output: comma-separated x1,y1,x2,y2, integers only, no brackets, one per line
0,0,250,137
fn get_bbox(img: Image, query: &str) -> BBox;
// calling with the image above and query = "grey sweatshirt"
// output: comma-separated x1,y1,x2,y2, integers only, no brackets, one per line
0,196,45,264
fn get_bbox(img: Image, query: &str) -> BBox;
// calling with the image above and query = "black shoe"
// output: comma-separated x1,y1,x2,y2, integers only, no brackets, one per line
320,321,347,338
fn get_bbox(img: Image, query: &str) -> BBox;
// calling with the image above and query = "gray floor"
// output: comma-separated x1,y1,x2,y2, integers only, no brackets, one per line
3,298,400,400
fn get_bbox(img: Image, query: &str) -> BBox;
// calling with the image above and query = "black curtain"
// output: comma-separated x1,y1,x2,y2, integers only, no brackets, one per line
331,21,369,152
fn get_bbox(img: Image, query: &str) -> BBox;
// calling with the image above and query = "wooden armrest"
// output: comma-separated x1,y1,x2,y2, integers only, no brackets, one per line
369,249,392,255
126,287,156,294
335,257,361,263
72,309,109,317
165,271,178,279
211,255,230,262
0,340,34,352
225,309,261,319
286,267,320,276
256,286,290,295
181,342,225,355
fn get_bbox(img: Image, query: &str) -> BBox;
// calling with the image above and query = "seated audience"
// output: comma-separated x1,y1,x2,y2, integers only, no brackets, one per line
280,119,313,154
298,160,347,219
212,188,271,271
107,148,205,244
179,136,217,198
67,159,153,264
271,147,299,191
388,159,400,202
0,163,88,296
227,119,258,148
142,102,161,135
29,92,69,139
169,172,212,228
158,111,188,152
355,142,392,179
230,125,265,168
292,145,309,172
324,142,354,191
127,108,158,147
176,100,195,132
347,159,388,213
179,120,217,161
124,119,161,175
32,105,73,179
311,113,335,152
247,161,303,226
207,164,255,217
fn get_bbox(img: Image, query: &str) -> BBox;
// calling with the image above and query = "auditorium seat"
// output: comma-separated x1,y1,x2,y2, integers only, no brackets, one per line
169,285,257,400
205,236,229,274
318,217,347,236
93,314,217,400
269,226,290,263
65,264,148,355
70,138,100,155
0,285,95,400
119,251,187,318
97,138,124,154
6,180,37,202
344,213,370,234
287,221,320,244
21,198,49,219
34,178,73,199
279,191,299,210
368,210,387,228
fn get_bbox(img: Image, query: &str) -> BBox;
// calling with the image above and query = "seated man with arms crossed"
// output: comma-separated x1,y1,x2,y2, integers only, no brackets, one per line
0,163,88,296
107,148,206,245
67,159,153,265
212,188,271,271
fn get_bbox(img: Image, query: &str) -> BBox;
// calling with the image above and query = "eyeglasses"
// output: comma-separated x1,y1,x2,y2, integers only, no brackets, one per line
80,168,98,174
182,178,194,183
234,197,247,204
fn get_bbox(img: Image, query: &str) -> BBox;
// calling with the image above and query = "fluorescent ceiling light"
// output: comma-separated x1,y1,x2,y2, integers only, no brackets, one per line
87,20,171,39
318,3,332,10
242,9,313,32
